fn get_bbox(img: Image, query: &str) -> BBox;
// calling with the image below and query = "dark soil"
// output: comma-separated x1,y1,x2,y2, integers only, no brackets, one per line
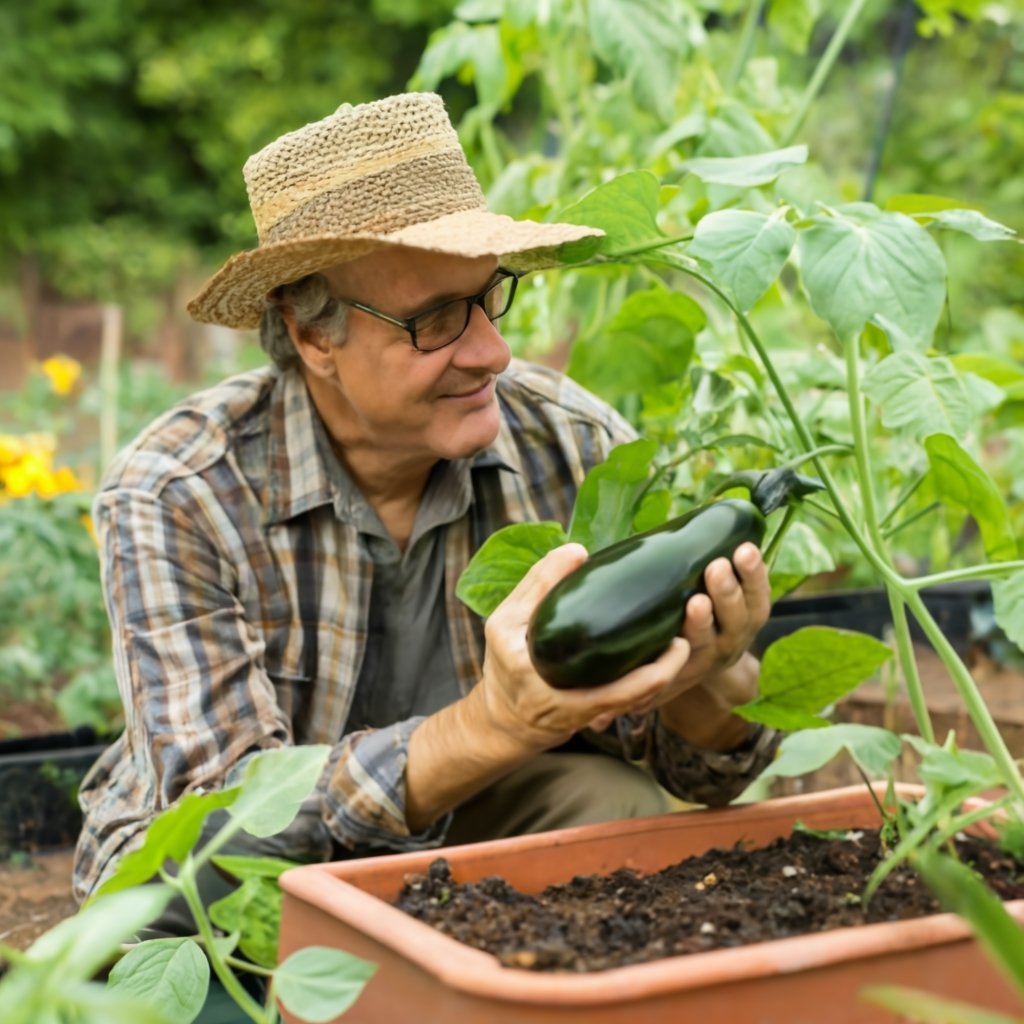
395,829,1024,972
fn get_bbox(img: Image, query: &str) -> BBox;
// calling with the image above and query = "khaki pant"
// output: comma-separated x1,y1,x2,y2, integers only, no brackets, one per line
445,751,671,845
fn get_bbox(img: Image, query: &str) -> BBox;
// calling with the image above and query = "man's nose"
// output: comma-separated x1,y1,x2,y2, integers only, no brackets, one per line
451,303,511,374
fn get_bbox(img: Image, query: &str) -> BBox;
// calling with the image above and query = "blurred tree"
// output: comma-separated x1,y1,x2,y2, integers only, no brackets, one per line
0,0,456,316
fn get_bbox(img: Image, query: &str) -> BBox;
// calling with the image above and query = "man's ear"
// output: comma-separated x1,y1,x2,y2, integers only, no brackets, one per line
282,307,336,380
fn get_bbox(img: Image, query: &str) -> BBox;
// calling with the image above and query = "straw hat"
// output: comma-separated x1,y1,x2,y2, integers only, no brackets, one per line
187,93,604,329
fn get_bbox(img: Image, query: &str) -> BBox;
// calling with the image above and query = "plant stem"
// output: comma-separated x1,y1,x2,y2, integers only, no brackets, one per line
762,504,797,570
780,444,852,470
908,561,1024,590
885,591,935,743
225,956,275,977
904,588,1024,806
726,0,766,90
176,865,267,1024
882,501,940,541
782,0,870,147
878,473,925,530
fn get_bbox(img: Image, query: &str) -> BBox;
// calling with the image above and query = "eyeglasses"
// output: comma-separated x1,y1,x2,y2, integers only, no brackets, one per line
337,267,519,352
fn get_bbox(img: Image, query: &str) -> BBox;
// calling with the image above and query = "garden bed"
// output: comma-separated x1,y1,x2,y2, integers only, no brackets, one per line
395,828,1023,972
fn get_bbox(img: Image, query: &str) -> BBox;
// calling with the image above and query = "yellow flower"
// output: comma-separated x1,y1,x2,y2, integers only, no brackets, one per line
0,434,25,467
40,354,83,396
36,465,82,499
1,453,48,498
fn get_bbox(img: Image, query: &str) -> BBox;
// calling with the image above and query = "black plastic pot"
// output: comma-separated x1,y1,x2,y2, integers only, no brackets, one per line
0,725,106,857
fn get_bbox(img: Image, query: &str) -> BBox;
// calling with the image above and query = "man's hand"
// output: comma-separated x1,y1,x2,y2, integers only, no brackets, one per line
475,543,693,756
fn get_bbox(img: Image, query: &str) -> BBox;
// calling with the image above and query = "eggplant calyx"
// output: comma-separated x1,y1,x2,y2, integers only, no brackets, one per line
712,468,825,516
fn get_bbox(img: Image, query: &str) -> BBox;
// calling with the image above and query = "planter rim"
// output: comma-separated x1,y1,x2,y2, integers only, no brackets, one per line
280,784,1021,1007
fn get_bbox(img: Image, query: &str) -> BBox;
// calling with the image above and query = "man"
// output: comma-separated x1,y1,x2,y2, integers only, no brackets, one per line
74,93,777,917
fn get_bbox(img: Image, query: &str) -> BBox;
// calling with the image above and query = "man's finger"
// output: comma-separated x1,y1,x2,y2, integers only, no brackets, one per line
496,543,588,622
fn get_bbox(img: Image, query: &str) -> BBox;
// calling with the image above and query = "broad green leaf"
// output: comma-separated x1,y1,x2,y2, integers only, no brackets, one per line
737,627,892,731
455,521,569,617
568,438,659,552
632,488,673,533
925,434,1017,562
28,886,173,982
567,287,703,401
209,877,281,969
557,171,665,258
97,789,241,897
797,203,946,342
687,209,796,312
210,854,299,881
767,0,821,53
914,848,1024,998
760,723,903,779
107,938,209,1024
952,353,1024,399
993,572,1024,651
411,23,508,111
588,0,691,123
274,946,378,1024
862,984,1024,1024
924,208,1018,242
884,193,981,216
10,978,177,1024
683,145,808,187
230,746,331,838
767,521,837,601
862,353,973,440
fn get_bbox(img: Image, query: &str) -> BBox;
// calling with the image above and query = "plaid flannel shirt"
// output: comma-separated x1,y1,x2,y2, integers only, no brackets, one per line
73,359,777,901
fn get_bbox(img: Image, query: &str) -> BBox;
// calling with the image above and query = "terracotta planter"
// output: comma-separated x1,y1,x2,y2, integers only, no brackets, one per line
277,785,1024,1023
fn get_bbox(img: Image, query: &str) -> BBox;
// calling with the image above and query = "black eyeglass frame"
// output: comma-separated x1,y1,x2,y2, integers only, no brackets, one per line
336,267,520,352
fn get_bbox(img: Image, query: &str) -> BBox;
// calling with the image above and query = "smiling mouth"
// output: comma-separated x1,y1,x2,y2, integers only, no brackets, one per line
445,378,494,399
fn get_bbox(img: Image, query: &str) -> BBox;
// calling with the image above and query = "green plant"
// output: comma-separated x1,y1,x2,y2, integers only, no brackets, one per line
0,746,376,1024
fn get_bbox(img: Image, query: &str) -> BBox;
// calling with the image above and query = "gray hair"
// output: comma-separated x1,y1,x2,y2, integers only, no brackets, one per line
259,273,349,370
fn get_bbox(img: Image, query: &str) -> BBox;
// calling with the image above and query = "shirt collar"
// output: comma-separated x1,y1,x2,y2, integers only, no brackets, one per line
264,368,521,527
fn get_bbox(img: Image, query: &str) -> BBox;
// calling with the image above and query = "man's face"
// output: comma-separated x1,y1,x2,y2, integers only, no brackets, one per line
314,247,513,466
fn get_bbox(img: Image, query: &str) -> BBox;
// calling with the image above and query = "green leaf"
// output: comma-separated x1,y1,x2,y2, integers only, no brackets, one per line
229,746,331,838
760,723,903,779
768,521,837,601
924,434,1018,562
687,209,796,312
455,521,569,617
797,203,947,342
913,848,1024,999
884,193,981,216
683,145,808,187
557,171,665,258
923,208,1018,242
862,984,1024,1024
273,946,378,1024
209,877,281,969
902,736,1002,791
951,353,1024,395
567,287,703,401
737,627,893,731
568,439,659,552
993,572,1024,651
632,488,673,533
862,353,974,440
411,23,508,111
96,790,241,897
210,854,299,881
107,938,209,1024
588,0,691,123
767,0,821,53
29,886,174,983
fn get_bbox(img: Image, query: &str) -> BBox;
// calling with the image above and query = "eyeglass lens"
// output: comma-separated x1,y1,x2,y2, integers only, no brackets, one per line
415,275,515,351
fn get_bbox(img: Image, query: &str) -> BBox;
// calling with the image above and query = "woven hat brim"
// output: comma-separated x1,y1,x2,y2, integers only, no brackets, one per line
187,210,604,329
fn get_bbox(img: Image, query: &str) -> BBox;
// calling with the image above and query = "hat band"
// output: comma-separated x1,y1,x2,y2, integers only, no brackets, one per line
260,150,487,245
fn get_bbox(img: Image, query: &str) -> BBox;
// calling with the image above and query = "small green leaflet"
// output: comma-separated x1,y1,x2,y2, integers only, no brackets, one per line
569,438,658,552
797,203,946,343
923,208,1018,242
767,0,821,54
96,789,241,897
557,171,665,258
209,877,282,968
455,521,569,617
760,723,903,780
862,352,974,440
411,22,509,113
924,434,1018,562
210,854,299,881
274,946,378,1024
107,938,209,1024
736,627,893,731
903,735,1002,791
687,208,796,312
862,985,1024,1024
767,520,836,602
229,745,331,838
682,145,808,188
